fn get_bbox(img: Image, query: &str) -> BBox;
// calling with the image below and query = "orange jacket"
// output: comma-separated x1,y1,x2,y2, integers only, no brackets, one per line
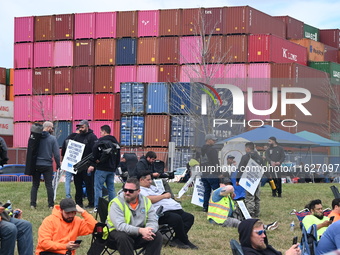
35,205,97,255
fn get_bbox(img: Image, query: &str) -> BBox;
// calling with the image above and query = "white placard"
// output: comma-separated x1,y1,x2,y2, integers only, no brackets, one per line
61,140,85,174
239,158,263,196
236,200,252,219
191,177,204,207
153,179,165,193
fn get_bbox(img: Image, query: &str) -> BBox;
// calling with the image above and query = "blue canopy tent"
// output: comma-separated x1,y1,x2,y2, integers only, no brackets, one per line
295,131,340,147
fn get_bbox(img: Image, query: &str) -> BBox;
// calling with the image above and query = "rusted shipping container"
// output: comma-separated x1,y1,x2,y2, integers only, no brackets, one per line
54,67,73,94
248,34,307,65
55,14,74,40
95,39,116,65
324,45,338,63
116,11,138,38
34,41,54,68
158,65,180,82
73,67,94,93
0,68,6,84
138,10,159,37
224,6,286,38
34,15,54,41
158,37,179,64
274,16,304,39
181,8,201,36
320,29,340,49
144,115,170,147
202,7,224,35
137,37,159,64
14,69,32,95
290,38,325,62
94,66,115,93
159,9,181,36
225,35,248,63
73,39,95,66
94,93,120,120
14,16,34,43
33,68,53,95
74,12,96,39
14,43,34,69
95,12,117,39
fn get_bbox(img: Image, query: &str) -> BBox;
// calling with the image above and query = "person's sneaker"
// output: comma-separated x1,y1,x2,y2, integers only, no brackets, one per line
93,207,98,213
186,241,199,250
169,239,190,249
266,221,279,231
30,205,36,210
49,206,54,210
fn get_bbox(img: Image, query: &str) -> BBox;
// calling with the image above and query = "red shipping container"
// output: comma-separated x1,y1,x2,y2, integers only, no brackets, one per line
95,39,116,65
54,68,73,94
202,7,224,35
158,37,179,64
248,34,307,65
14,16,34,43
181,8,201,36
34,15,54,41
159,9,182,36
0,68,6,84
113,120,120,142
138,10,159,37
32,95,53,121
54,41,73,67
74,39,95,66
225,35,248,63
14,96,32,122
324,44,338,63
273,16,304,40
136,66,158,83
72,94,94,120
158,65,180,82
179,36,202,64
116,11,138,38
94,66,115,93
74,12,96,39
33,68,53,95
34,41,54,68
14,43,33,69
137,37,159,64
55,14,74,40
320,29,340,49
94,94,120,120
95,12,117,39
73,67,94,93
224,6,285,38
144,115,170,147
14,123,32,147
14,69,32,95
53,95,73,120
114,66,137,92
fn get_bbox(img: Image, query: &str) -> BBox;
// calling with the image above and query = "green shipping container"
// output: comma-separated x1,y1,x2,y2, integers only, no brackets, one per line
309,61,340,85
330,133,340,156
5,69,10,85
304,24,319,41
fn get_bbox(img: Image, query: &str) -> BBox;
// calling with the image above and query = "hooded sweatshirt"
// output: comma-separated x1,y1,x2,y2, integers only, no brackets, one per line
35,205,97,255
238,219,281,255
73,129,98,158
36,131,61,168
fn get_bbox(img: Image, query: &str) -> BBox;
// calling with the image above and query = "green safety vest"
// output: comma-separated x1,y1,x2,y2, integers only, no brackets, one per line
207,194,235,224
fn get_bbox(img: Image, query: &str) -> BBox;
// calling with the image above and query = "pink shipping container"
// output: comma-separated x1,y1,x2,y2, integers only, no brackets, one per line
95,12,117,39
138,10,159,37
14,123,32,147
179,65,201,82
320,29,340,49
90,121,115,138
32,95,53,121
54,41,74,67
247,63,271,91
72,94,94,120
74,12,96,39
14,16,34,43
180,36,202,64
245,92,272,120
34,42,54,68
136,66,158,83
224,64,248,91
203,64,224,80
53,95,73,120
248,34,307,65
14,43,33,69
114,66,137,92
14,96,32,122
14,69,33,95
324,44,338,63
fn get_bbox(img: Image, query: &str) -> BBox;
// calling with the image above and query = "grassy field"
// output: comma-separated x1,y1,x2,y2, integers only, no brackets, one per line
0,181,337,255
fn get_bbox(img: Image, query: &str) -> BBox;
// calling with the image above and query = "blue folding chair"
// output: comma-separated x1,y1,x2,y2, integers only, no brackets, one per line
230,239,244,255
301,224,318,255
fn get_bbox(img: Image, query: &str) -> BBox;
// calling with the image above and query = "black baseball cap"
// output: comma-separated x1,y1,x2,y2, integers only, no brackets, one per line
60,198,77,212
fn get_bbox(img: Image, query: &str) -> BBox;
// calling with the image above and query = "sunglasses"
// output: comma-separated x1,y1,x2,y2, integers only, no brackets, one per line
254,229,266,236
123,188,138,194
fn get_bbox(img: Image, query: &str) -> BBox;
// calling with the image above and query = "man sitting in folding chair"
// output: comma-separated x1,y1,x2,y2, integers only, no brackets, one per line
87,178,162,255
139,171,198,250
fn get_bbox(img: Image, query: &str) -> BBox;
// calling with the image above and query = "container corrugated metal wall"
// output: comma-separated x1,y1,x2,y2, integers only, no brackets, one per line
116,38,137,65
144,115,170,147
54,14,74,40
146,82,169,113
34,15,54,41
159,9,181,36
0,100,14,118
245,92,272,120
95,12,117,39
204,35,226,63
202,7,224,35
120,82,145,114
120,116,144,146
247,63,271,91
94,66,115,93
138,10,159,37
95,39,116,66
158,37,179,64
74,39,95,66
54,68,73,94
0,118,14,136
14,123,32,147
324,45,338,63
330,133,340,156
73,67,94,93
14,16,34,43
320,29,340,49
54,41,73,67
179,65,201,82
55,121,72,147
181,8,201,36
120,116,132,146
14,69,32,95
53,95,73,120
94,94,120,120
170,82,191,114
137,37,159,64
304,24,319,41
309,61,340,85
90,121,115,138
72,94,93,120
158,65,180,82
14,43,34,69
116,11,138,38
33,68,53,95
113,120,120,142
34,41,54,68
274,16,304,39
224,64,248,91
136,66,158,83
290,38,325,62
173,148,192,168
32,95,53,121
225,35,248,63
74,12,96,39
180,36,202,64
114,66,137,92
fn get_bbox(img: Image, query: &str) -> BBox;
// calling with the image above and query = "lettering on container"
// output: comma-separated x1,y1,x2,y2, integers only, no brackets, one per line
35,71,42,75
282,48,298,61
305,32,318,41
205,10,212,14
56,17,62,22
0,106,9,112
333,71,340,78
55,71,62,74
0,124,9,129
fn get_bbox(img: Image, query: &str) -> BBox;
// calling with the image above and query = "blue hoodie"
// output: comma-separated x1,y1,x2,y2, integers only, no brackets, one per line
36,131,60,168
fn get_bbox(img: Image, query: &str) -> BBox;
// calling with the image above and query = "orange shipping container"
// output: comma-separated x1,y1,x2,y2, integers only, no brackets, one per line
7,86,14,101
290,38,325,62
137,37,159,64
95,39,116,65
144,147,168,163
144,115,170,147
10,69,14,85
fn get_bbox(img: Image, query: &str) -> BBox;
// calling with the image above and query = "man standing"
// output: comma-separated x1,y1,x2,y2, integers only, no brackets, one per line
139,172,198,249
30,121,61,209
201,134,220,212
88,125,120,210
36,198,97,255
88,178,162,255
265,137,285,197
73,120,97,208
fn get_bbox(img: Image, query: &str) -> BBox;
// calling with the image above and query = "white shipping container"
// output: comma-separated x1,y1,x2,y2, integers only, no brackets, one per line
0,118,13,135
0,85,6,101
0,100,14,118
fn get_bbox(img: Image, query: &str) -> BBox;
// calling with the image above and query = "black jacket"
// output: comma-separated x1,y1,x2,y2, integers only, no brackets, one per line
201,144,220,178
73,129,98,158
61,132,78,157
237,151,266,181
133,156,153,178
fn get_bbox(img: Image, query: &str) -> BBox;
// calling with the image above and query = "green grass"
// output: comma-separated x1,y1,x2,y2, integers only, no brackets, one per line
0,181,336,255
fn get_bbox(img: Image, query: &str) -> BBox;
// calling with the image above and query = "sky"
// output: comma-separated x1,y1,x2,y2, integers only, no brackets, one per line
1,0,340,68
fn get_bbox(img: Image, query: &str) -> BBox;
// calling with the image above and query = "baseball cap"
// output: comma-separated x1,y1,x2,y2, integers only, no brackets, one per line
60,198,77,212
227,155,235,159
269,136,277,142
220,177,232,185
76,119,89,127
205,134,218,141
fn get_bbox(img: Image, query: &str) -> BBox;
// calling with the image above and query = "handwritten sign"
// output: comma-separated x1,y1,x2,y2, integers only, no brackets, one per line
61,140,85,174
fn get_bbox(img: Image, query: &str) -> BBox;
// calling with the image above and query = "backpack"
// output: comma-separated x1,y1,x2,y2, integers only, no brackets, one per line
25,123,43,175
98,140,120,163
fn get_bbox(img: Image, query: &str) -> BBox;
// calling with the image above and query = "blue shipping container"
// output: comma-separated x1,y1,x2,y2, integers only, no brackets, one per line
146,82,169,113
116,38,137,65
120,83,145,114
55,121,72,148
170,115,195,147
170,82,191,114
120,116,144,146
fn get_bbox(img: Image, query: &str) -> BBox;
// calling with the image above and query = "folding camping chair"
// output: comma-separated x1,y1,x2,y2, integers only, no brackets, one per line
330,185,340,199
230,239,244,255
301,224,318,255
155,206,175,247
292,208,332,230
